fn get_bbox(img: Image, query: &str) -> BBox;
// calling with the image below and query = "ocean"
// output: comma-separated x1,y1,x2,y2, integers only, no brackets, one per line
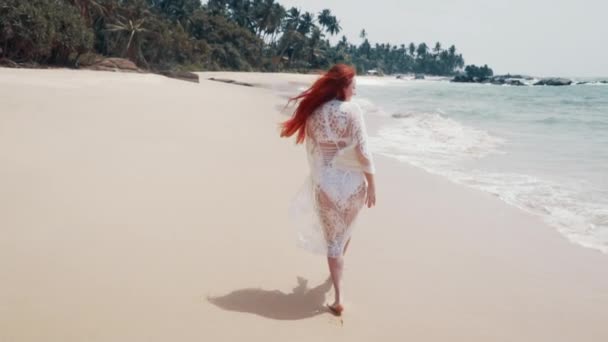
355,77,608,253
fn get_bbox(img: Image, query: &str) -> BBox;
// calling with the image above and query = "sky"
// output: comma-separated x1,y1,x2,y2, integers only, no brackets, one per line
278,0,608,77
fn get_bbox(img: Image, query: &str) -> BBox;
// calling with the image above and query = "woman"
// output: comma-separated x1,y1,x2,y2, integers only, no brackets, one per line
280,64,376,316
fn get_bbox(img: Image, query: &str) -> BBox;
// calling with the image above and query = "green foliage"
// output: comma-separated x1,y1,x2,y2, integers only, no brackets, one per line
0,0,485,74
147,0,202,25
188,10,261,70
0,0,93,65
465,64,494,78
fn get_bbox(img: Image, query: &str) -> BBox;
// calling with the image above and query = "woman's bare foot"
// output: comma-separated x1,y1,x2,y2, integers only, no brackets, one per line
327,302,344,316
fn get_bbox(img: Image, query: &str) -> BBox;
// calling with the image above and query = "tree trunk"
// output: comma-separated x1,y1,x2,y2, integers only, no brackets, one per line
125,30,136,59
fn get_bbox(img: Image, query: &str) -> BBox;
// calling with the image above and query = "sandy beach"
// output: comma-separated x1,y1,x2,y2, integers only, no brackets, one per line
1,68,608,341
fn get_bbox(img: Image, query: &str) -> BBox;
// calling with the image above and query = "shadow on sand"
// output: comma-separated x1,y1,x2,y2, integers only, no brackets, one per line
207,276,333,320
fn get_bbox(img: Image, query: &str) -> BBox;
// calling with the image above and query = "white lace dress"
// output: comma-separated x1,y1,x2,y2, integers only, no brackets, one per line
289,99,375,257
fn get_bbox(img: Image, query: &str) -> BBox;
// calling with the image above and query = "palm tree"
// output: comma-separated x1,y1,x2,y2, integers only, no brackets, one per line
359,38,371,58
228,0,253,30
308,26,324,66
317,9,331,28
263,2,285,44
106,14,149,65
297,11,314,35
448,45,456,57
337,35,348,49
276,7,307,68
284,7,301,31
433,42,442,55
251,0,271,37
317,9,341,36
328,19,341,35
416,42,428,57
408,42,416,57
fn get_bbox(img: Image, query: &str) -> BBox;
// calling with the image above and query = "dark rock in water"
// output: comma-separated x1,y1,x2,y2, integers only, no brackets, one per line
600,80,608,84
159,70,199,83
489,75,526,86
451,75,474,83
506,79,525,86
414,74,425,80
575,81,589,85
453,74,525,86
533,78,572,86
392,113,413,119
451,75,490,83
494,74,533,80
453,73,529,86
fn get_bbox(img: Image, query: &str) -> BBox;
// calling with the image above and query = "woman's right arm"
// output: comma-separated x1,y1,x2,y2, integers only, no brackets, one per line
363,172,376,208
351,104,376,208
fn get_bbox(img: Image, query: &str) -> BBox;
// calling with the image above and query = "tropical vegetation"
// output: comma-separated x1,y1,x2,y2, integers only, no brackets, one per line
0,0,475,75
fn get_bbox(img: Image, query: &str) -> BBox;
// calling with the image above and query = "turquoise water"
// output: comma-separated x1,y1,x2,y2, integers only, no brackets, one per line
356,78,608,253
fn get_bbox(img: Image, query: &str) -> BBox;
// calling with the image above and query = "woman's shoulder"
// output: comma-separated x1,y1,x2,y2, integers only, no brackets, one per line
336,100,362,117
319,100,361,118
317,99,340,114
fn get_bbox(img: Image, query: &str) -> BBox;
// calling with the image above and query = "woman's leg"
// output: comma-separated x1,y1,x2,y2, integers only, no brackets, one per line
315,187,351,314
343,238,351,256
327,255,344,313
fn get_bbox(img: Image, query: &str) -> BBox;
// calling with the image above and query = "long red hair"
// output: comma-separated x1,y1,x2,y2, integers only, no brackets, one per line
280,64,356,144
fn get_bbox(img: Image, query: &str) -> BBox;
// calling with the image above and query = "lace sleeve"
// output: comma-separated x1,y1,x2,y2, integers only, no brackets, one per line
349,103,376,174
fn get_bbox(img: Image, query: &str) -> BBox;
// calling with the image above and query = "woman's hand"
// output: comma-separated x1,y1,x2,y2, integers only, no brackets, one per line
366,182,376,208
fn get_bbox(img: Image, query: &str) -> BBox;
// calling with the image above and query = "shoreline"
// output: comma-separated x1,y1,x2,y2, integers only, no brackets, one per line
202,71,608,256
